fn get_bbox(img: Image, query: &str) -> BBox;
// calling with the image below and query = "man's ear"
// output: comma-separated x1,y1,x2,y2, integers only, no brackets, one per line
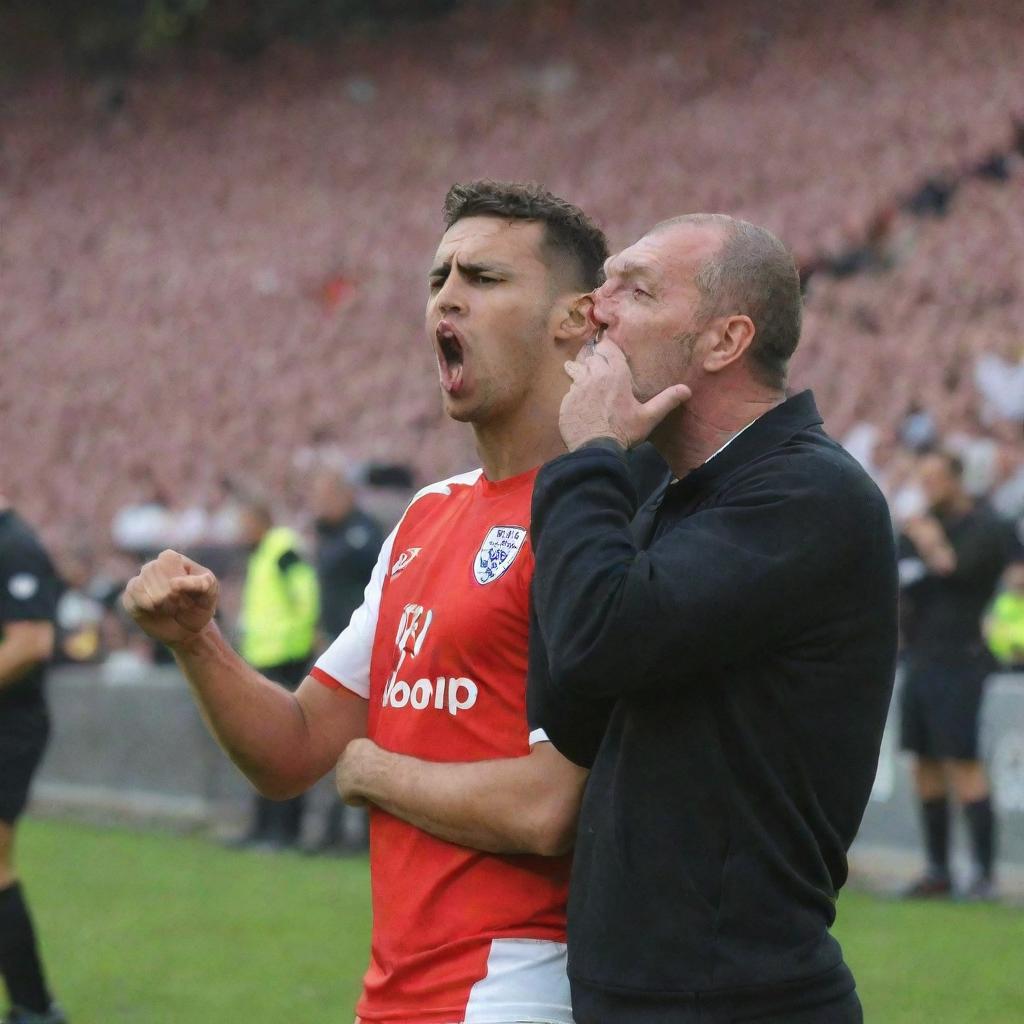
554,293,595,343
702,314,756,374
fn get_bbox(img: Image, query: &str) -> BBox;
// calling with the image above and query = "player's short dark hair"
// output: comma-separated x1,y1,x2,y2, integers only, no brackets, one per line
658,214,802,390
443,180,608,291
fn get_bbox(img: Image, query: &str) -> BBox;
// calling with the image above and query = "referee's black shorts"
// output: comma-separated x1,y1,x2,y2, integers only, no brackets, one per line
899,648,994,761
0,703,51,825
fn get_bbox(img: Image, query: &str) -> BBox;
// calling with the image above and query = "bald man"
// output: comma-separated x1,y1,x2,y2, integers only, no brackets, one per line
525,214,899,1022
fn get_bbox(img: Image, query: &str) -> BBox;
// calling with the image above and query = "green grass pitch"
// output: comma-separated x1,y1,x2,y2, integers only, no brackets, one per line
15,819,1023,1023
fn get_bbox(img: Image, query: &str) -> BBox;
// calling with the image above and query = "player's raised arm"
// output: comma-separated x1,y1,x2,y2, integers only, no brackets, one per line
335,738,587,856
123,550,365,798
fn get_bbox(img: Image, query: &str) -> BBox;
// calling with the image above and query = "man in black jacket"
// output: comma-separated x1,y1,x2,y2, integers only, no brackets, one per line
527,215,899,1023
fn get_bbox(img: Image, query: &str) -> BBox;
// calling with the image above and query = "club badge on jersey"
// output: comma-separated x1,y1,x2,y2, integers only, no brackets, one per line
474,526,527,585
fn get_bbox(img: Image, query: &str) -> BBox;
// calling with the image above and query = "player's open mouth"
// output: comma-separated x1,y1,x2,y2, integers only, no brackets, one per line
436,320,466,395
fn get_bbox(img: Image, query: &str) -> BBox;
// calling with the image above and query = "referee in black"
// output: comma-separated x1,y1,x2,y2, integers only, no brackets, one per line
528,215,898,1023
898,450,1010,900
0,499,66,1024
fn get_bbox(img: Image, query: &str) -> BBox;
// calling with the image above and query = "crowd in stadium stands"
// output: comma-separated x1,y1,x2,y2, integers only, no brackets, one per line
3,0,1022,658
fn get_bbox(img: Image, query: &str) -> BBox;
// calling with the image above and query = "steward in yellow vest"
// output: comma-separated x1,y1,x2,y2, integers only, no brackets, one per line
233,498,320,849
240,524,319,671
986,563,1024,668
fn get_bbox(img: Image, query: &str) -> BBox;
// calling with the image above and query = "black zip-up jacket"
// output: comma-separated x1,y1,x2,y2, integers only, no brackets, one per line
528,391,899,1021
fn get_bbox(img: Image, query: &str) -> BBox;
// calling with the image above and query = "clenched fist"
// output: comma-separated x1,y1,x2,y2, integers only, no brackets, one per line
122,549,220,648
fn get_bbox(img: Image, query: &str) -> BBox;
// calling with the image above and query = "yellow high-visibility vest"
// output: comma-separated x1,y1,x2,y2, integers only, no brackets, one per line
988,591,1024,665
240,526,319,669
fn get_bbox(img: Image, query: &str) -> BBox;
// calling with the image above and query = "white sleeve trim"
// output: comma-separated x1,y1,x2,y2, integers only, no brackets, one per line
528,728,550,746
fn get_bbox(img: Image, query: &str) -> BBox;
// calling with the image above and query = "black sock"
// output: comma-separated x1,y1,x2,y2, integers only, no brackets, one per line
920,796,950,877
963,797,997,881
0,881,52,1013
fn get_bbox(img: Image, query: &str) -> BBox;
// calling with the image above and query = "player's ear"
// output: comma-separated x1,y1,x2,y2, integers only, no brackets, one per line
554,293,595,344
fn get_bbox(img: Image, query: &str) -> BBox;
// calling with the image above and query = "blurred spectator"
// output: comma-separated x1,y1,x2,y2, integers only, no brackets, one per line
308,466,384,854
974,353,1024,423
990,445,1024,521
312,467,383,643
899,404,938,454
53,548,106,665
110,472,173,554
233,493,319,851
985,561,1024,669
897,451,1012,901
905,174,957,218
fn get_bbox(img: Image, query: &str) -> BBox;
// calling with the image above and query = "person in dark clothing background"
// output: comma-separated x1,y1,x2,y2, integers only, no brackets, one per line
309,466,383,853
898,450,1010,901
0,499,66,1024
527,214,899,1023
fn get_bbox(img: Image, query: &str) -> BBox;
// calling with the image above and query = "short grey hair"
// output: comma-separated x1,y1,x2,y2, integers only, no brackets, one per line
656,213,802,390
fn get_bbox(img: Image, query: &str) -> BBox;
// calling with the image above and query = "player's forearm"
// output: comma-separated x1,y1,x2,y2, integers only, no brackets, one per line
170,622,315,798
346,746,574,856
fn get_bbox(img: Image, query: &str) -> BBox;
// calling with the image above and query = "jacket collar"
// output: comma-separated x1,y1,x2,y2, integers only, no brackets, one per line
665,390,823,505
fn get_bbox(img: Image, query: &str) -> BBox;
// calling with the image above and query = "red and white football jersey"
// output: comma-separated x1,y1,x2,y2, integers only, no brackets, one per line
312,467,573,1024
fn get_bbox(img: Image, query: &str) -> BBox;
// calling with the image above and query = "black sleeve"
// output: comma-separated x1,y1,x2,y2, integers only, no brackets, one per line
526,593,612,768
530,445,881,703
0,531,59,625
946,513,1009,585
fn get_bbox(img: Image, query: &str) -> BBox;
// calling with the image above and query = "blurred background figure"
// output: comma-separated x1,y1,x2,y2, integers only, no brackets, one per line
0,498,66,1024
896,452,1013,901
308,465,384,854
233,493,319,851
52,548,106,667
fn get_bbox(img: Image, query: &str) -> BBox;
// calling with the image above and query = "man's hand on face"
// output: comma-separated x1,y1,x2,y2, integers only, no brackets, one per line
559,339,691,452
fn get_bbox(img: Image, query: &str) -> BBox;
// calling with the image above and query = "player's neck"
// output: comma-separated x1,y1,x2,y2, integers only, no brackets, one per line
472,396,566,483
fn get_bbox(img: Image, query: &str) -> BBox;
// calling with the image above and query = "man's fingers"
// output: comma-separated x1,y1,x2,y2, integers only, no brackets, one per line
640,384,692,429
156,549,214,579
122,581,148,616
593,338,627,365
170,573,216,596
575,339,597,363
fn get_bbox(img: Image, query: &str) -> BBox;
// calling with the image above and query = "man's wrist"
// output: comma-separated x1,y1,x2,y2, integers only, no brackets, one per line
571,435,629,456
346,740,396,804
169,620,221,660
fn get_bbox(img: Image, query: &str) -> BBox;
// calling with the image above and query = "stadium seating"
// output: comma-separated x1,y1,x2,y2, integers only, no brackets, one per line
3,0,1022,555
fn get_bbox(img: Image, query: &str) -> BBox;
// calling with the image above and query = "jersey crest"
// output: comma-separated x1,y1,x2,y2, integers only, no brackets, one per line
474,526,527,585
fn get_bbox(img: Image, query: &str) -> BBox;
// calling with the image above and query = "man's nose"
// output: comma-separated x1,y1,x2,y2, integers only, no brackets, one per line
436,280,466,317
588,292,610,332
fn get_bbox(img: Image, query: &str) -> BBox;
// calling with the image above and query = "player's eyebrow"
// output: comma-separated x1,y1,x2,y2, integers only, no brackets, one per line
428,258,512,279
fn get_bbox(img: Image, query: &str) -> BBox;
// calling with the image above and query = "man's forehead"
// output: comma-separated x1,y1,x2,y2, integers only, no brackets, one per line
433,216,545,266
610,221,723,277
